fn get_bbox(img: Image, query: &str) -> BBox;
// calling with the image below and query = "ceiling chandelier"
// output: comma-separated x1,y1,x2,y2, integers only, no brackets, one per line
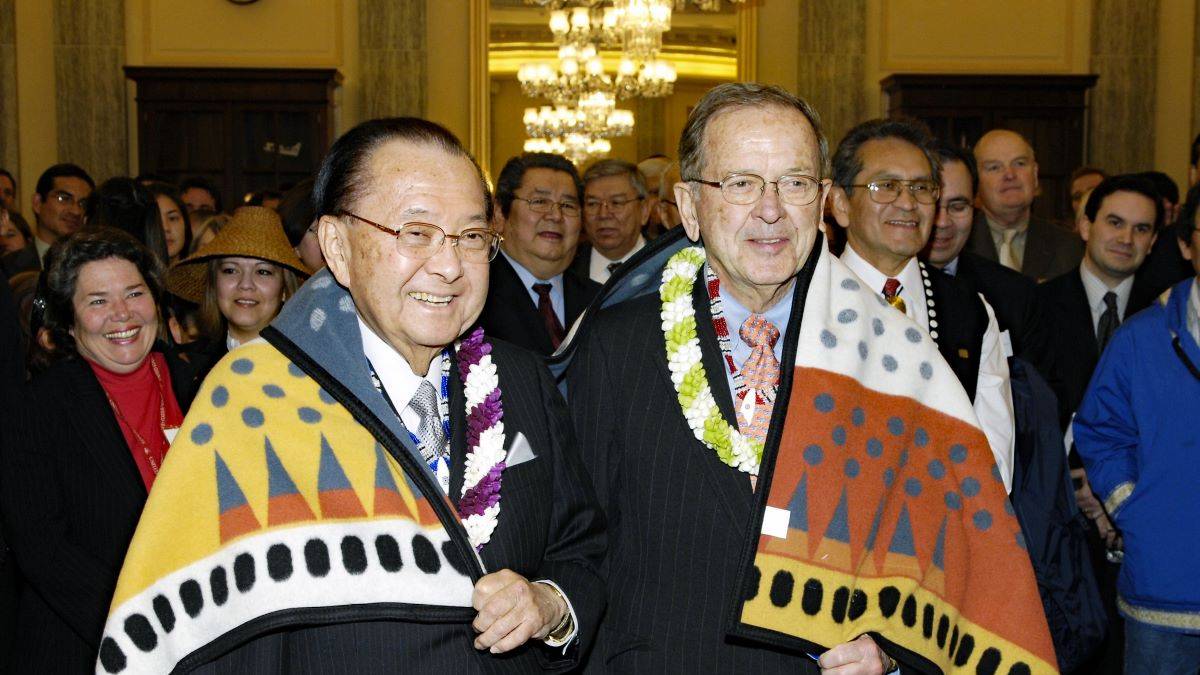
520,0,741,163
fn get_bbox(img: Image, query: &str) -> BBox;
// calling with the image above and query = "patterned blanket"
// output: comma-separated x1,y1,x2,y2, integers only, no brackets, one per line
729,246,1057,674
95,341,478,674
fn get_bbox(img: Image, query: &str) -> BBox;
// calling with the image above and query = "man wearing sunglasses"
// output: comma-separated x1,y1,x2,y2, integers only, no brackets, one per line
1,163,94,278
830,118,1015,494
480,153,600,356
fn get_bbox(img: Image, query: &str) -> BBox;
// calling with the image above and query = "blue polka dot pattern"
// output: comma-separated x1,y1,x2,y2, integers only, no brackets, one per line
298,407,322,424
898,449,909,467
844,459,861,478
961,477,981,497
814,394,835,413
242,407,265,428
840,278,860,291
262,384,285,399
851,407,866,427
857,341,868,360
318,388,336,405
883,468,895,487
945,491,962,510
919,362,933,380
1015,531,1026,549
992,464,1004,483
866,438,883,458
211,386,229,408
191,423,213,445
927,459,946,479
973,509,993,531
913,427,929,447
832,426,847,446
1004,499,1015,516
803,444,824,466
872,318,884,336
887,417,905,436
837,309,858,324
820,330,837,348
287,363,306,378
882,355,898,372
949,444,968,463
904,477,922,497
231,358,254,375
904,327,922,343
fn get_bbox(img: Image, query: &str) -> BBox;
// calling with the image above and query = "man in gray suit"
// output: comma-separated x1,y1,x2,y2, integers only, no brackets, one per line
968,129,1081,282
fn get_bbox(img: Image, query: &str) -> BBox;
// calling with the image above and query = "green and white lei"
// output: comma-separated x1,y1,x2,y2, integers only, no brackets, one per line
660,246,763,474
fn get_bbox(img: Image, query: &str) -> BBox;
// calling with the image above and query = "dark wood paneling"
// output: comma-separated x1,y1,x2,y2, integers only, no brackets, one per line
881,74,1098,222
125,67,341,209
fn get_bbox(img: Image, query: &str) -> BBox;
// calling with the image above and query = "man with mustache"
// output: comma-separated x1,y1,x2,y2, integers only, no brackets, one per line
830,118,1015,493
478,153,600,355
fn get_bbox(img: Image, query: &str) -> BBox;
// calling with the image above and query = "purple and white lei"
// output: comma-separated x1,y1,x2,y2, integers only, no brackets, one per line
455,327,506,551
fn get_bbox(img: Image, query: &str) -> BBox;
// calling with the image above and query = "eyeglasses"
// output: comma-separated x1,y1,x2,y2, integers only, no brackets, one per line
513,196,580,218
50,191,88,210
340,211,503,263
584,195,643,214
685,173,822,206
849,179,940,205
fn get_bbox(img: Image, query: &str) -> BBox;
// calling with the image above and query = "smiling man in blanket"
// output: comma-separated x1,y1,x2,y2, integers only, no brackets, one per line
567,83,1057,673
95,118,605,674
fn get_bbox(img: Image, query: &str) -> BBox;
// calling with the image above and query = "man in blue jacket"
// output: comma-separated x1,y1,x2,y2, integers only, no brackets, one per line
1074,180,1200,674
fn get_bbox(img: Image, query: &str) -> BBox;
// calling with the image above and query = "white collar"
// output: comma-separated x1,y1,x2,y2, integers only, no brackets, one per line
34,235,51,263
1079,262,1134,318
589,235,646,281
840,244,928,330
357,315,443,414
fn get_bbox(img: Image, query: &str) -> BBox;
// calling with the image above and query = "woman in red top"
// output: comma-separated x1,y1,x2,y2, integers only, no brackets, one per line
0,228,202,672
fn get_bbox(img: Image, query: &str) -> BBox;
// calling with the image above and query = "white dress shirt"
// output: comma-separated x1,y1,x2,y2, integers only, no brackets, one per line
985,214,1029,272
840,246,1015,493
587,235,646,283
501,250,566,325
1079,262,1134,335
357,314,579,648
34,235,51,264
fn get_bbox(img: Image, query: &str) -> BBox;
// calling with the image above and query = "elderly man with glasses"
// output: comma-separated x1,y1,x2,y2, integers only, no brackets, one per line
830,118,1016,494
571,159,651,284
566,86,1055,674
98,118,605,673
478,152,601,356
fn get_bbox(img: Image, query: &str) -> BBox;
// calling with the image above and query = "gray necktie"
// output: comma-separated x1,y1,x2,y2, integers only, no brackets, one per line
407,380,446,460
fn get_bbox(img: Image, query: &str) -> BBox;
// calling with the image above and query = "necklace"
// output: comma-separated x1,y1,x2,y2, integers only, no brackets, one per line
660,246,762,474
102,356,170,476
455,327,506,552
706,266,778,427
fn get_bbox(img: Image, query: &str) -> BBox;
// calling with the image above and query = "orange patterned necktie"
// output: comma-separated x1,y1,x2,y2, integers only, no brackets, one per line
882,278,907,314
738,314,781,444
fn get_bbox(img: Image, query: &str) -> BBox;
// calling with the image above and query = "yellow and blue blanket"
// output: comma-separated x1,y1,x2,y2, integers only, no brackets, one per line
729,246,1058,674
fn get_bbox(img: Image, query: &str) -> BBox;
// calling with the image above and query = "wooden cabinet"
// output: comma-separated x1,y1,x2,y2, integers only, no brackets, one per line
125,67,341,209
881,74,1098,222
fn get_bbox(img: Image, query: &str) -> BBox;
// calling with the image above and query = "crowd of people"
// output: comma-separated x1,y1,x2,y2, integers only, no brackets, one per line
0,81,1197,673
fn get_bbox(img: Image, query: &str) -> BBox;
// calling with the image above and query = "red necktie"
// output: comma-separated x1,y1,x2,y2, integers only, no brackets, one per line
882,278,907,314
532,282,565,349
738,314,780,443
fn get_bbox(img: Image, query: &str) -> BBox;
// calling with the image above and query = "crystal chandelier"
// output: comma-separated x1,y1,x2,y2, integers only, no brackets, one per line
518,43,611,106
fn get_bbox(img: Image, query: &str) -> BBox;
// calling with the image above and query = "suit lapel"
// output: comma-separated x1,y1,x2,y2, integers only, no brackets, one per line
68,360,148,500
564,270,591,328
447,349,467,506
1064,271,1100,360
1022,220,1052,280
968,213,999,261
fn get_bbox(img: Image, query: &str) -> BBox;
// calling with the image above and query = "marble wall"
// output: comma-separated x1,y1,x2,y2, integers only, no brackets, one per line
52,0,127,182
0,0,17,175
1089,0,1159,173
796,0,867,152
360,0,427,119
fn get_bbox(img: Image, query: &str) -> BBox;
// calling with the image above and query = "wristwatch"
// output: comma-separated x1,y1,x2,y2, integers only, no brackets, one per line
540,583,574,645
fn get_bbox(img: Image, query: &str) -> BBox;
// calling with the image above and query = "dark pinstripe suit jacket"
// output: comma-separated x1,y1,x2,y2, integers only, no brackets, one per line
191,337,607,674
0,351,199,673
567,266,822,674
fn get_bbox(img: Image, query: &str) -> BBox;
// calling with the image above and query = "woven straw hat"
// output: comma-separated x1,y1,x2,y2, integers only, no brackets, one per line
167,206,310,303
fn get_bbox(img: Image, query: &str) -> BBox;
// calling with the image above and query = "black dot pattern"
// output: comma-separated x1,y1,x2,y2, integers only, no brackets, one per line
901,595,917,628
847,590,867,621
152,595,175,633
99,637,127,673
440,540,470,577
745,565,761,601
179,580,203,618
878,586,900,617
412,534,441,574
800,578,822,616
830,586,849,623
769,571,794,608
341,536,367,574
304,539,331,577
210,567,229,606
124,614,157,652
954,633,975,666
977,647,1002,675
267,543,293,581
376,535,403,572
234,553,256,592
922,603,934,638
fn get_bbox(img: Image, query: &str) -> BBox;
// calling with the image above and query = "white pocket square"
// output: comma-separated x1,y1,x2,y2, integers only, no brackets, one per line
505,432,538,468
